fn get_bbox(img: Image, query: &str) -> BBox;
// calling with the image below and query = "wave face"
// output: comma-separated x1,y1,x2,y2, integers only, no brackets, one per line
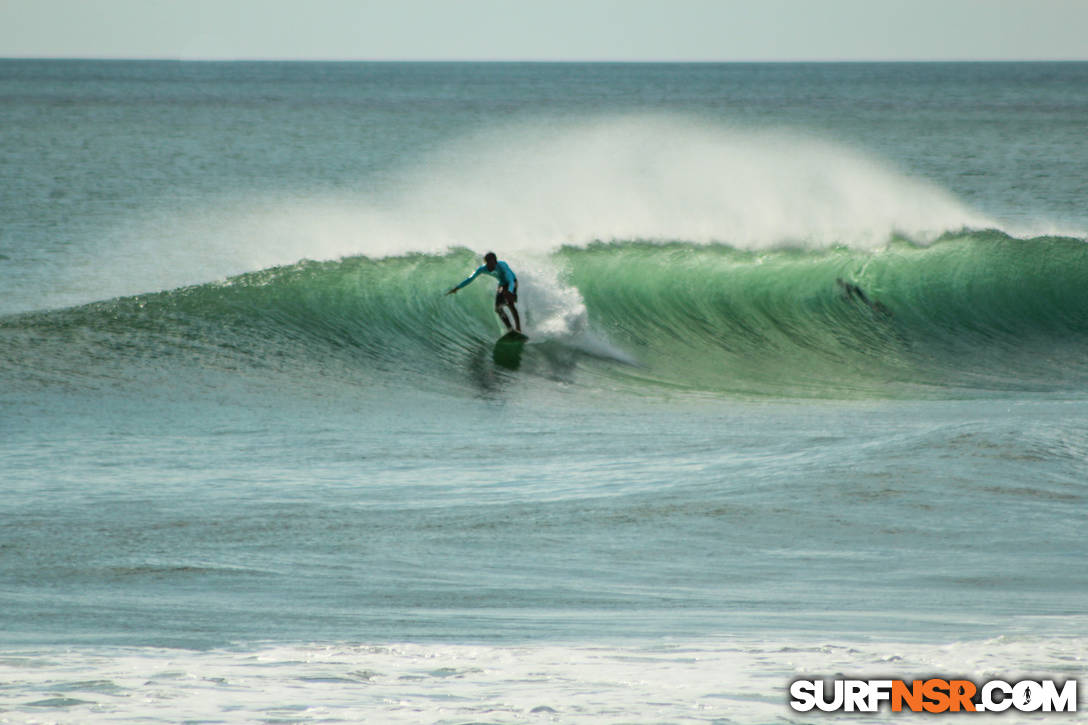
563,231,1088,396
4,231,1088,399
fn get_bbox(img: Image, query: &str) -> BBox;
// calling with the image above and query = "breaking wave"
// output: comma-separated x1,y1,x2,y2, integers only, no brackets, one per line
5,231,1088,399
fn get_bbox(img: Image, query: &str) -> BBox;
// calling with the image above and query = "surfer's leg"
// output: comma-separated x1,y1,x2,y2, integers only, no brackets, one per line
507,301,521,332
495,304,513,331
498,288,521,332
495,288,517,332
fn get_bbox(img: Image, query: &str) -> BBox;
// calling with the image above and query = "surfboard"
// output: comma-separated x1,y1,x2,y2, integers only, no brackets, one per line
493,331,528,369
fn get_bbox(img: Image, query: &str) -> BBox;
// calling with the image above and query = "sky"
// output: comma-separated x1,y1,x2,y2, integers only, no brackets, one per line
2,0,1086,62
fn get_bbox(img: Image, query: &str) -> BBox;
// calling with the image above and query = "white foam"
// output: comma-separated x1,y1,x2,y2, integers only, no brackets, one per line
1,635,1082,723
515,258,588,339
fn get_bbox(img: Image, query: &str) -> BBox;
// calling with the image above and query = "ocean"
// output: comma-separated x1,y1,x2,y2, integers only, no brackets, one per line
1,60,1086,722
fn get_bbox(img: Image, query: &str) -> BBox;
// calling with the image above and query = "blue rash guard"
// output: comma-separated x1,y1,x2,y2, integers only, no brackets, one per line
454,261,517,294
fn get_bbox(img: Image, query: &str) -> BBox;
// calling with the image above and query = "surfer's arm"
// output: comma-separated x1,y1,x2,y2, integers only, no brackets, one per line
447,265,485,294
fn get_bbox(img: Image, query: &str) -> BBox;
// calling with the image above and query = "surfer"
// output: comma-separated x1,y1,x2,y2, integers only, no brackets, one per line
447,252,522,333
836,278,891,316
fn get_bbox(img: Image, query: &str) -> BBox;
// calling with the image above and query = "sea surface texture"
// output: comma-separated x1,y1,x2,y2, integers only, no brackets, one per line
1,61,1086,723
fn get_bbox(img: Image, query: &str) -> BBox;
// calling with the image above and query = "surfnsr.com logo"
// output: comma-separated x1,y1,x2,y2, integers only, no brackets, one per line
789,678,1078,713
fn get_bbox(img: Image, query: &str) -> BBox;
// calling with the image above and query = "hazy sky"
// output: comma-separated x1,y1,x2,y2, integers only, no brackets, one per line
2,0,1086,62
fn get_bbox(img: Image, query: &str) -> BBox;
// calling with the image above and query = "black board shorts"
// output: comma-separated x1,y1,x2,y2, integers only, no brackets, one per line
496,286,517,305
